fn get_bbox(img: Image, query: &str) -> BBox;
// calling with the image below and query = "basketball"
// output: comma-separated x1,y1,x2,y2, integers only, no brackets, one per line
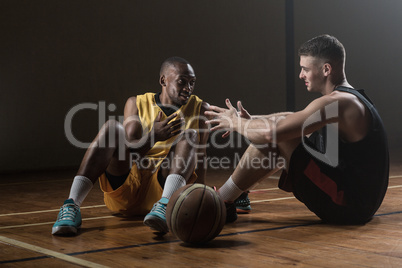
166,183,226,244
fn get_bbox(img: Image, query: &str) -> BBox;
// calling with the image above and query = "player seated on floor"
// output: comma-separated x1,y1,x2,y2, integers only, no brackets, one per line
53,57,213,235
206,35,389,225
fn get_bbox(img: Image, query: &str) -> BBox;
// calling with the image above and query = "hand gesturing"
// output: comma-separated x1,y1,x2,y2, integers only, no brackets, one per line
152,111,184,142
205,99,250,137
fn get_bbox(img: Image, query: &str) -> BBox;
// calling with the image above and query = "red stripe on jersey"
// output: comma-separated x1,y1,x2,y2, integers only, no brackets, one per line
303,160,346,206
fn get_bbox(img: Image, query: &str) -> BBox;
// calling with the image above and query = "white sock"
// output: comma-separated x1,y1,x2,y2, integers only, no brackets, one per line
162,174,186,199
68,175,93,206
218,176,244,202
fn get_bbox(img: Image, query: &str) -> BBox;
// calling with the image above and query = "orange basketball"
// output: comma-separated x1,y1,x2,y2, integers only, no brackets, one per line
166,183,226,244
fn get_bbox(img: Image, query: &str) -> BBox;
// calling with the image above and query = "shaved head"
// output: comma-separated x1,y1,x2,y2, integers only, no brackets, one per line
160,57,191,76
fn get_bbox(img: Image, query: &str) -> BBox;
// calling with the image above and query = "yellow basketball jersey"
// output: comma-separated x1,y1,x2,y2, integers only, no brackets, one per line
136,93,203,167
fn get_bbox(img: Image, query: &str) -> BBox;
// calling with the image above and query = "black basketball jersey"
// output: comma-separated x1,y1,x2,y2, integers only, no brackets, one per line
312,86,389,218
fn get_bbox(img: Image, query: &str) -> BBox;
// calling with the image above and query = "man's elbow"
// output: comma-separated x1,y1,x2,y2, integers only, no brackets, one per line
263,129,276,144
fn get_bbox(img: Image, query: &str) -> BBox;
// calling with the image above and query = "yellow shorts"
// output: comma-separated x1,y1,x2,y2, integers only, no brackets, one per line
99,164,197,216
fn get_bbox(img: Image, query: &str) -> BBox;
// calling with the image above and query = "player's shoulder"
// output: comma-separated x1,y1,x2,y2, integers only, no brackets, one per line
125,94,149,111
200,101,210,111
125,96,137,107
187,95,209,109
302,91,351,116
329,89,356,99
323,90,368,124
329,90,363,109
127,95,137,102
312,90,357,106
186,94,210,116
126,92,156,105
124,96,138,114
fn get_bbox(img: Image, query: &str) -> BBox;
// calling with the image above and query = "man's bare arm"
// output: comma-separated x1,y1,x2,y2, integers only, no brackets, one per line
250,112,294,120
194,102,211,184
206,95,340,145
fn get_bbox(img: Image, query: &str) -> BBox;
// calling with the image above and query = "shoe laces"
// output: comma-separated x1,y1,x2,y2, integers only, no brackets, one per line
235,194,250,206
151,201,166,215
57,204,79,222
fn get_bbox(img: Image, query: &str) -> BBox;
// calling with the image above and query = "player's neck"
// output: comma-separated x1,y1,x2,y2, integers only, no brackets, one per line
324,77,353,95
155,92,181,116
158,92,180,108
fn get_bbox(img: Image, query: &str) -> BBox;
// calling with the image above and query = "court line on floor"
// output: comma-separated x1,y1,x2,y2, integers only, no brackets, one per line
0,216,115,230
0,193,290,230
3,209,402,265
0,189,393,230
388,185,402,189
0,193,291,230
1,181,402,230
0,186,285,218
252,196,295,202
0,205,106,217
0,235,109,267
2,175,401,265
250,187,279,192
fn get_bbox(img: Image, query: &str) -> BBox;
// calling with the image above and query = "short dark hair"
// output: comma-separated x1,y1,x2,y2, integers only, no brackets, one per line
160,56,191,76
298,34,345,68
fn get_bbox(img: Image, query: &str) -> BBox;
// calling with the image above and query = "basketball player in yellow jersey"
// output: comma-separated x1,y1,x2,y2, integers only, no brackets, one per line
52,57,210,235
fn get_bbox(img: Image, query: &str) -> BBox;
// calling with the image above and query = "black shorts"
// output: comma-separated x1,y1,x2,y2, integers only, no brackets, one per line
279,138,372,224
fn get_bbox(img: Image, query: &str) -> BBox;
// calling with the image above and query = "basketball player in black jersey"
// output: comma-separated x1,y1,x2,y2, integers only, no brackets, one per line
206,34,389,224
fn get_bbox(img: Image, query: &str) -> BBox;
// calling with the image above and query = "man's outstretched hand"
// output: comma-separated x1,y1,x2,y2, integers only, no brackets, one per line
205,99,251,137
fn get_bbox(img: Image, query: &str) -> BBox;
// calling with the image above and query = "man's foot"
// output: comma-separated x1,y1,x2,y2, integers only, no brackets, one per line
225,201,238,223
52,199,82,235
235,191,252,214
143,197,169,233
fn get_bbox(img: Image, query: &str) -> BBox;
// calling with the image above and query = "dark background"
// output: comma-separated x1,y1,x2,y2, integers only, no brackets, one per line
1,0,401,172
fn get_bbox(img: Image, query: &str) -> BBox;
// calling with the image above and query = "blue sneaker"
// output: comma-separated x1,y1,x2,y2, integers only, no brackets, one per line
52,199,82,235
143,197,169,233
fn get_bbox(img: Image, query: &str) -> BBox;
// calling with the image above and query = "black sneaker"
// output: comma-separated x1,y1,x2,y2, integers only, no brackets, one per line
235,191,251,214
225,201,238,223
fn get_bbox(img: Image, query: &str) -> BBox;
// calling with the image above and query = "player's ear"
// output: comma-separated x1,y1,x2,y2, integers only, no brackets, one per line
159,75,166,87
323,63,332,76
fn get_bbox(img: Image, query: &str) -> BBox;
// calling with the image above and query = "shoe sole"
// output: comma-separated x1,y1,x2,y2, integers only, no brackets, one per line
143,215,168,234
52,225,80,235
236,208,251,214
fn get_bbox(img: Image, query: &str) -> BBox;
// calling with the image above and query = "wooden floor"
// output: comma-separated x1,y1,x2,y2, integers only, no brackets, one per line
1,159,402,267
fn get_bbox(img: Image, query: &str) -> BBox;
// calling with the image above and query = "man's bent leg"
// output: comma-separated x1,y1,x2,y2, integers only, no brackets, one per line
144,129,198,233
77,119,131,183
218,140,301,223
53,120,130,236
217,144,282,222
220,144,281,201
277,137,301,171
71,119,130,205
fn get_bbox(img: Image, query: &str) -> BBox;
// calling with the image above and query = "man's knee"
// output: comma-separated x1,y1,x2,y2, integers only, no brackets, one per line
107,119,126,135
99,119,125,146
277,138,301,165
104,119,123,131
